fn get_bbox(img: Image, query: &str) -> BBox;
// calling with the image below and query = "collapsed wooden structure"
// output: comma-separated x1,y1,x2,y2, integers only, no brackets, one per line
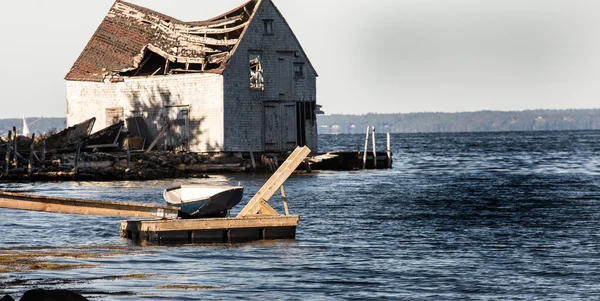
0,146,311,244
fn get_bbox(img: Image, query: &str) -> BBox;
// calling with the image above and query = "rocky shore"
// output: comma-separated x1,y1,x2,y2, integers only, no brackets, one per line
0,150,255,182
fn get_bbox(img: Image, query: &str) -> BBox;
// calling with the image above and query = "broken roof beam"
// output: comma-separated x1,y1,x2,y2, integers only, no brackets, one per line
175,57,205,64
186,15,245,29
206,52,230,64
184,22,248,35
183,35,239,47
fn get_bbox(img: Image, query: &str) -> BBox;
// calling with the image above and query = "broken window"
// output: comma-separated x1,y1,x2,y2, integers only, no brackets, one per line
249,53,264,90
263,19,274,35
106,107,124,126
294,63,304,77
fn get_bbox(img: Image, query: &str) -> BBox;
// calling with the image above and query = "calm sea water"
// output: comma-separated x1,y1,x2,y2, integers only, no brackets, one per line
2,131,600,300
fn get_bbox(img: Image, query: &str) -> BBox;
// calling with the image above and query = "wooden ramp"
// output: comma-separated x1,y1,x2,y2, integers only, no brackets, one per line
0,191,179,219
237,146,311,217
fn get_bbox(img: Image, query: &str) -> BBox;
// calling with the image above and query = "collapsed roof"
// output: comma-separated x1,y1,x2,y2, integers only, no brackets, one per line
65,0,259,82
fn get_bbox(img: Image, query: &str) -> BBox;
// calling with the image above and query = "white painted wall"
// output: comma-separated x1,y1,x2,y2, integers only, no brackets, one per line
66,73,225,152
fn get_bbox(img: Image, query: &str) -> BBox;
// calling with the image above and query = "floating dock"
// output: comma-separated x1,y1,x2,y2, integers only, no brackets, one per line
122,216,299,243
0,146,311,244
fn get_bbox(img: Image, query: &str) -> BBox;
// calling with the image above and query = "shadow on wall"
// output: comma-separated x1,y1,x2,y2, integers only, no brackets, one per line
124,88,220,152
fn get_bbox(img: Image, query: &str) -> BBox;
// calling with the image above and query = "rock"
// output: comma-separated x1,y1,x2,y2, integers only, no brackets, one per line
20,289,88,301
0,295,14,301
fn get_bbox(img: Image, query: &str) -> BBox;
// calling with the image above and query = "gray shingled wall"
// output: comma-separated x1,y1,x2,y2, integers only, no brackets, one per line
222,0,318,152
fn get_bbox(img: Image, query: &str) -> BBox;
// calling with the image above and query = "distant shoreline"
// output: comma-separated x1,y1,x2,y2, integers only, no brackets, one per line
318,109,600,134
2,109,600,135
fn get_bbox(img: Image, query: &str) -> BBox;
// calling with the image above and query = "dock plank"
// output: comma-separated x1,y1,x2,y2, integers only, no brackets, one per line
0,191,179,219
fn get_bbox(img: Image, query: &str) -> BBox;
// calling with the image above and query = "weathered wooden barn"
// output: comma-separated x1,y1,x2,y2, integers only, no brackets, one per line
65,0,318,153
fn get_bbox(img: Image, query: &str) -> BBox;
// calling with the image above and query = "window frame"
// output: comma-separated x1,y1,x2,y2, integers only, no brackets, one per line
263,19,274,35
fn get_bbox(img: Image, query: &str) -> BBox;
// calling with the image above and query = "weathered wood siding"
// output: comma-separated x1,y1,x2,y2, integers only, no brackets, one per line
222,0,318,152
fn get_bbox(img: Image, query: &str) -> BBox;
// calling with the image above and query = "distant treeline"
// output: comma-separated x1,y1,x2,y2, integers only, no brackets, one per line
318,109,600,134
2,109,600,137
0,117,65,136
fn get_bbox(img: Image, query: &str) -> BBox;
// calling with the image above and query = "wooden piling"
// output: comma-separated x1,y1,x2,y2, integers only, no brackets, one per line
387,133,392,168
126,149,131,169
13,127,18,169
28,133,35,181
362,126,370,169
74,141,81,180
250,151,256,170
5,131,11,176
372,126,377,169
41,140,46,162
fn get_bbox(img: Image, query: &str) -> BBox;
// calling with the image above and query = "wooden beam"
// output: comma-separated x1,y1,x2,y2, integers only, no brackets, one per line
125,215,299,232
372,126,377,169
0,191,179,219
387,133,392,168
257,199,279,216
237,146,310,217
145,124,169,153
41,140,46,162
74,141,81,180
13,126,17,169
281,185,290,216
185,22,247,35
5,130,11,176
363,126,370,169
28,133,34,181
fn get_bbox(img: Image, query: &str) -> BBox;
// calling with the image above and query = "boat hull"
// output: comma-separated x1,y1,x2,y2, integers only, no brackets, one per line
164,186,244,219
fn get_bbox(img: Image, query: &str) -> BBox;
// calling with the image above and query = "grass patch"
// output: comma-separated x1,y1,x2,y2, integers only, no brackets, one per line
0,250,132,273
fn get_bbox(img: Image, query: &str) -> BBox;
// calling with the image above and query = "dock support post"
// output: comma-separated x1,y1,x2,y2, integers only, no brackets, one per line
28,133,35,181
362,126,370,169
74,141,81,180
250,151,256,170
372,126,377,169
13,127,18,169
387,133,392,168
5,131,11,176
281,185,289,216
126,149,131,169
41,140,46,162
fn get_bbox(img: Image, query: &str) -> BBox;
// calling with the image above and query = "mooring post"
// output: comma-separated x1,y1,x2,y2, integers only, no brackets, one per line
5,130,11,176
387,133,392,168
74,141,81,180
28,133,35,181
41,140,46,162
13,127,18,169
362,126,370,169
372,126,377,169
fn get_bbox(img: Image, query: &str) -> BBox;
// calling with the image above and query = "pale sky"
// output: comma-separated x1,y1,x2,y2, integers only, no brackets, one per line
0,0,599,118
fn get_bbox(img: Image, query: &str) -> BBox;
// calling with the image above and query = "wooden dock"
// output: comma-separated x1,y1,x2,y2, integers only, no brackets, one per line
0,146,311,244
122,216,299,243
120,146,310,243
